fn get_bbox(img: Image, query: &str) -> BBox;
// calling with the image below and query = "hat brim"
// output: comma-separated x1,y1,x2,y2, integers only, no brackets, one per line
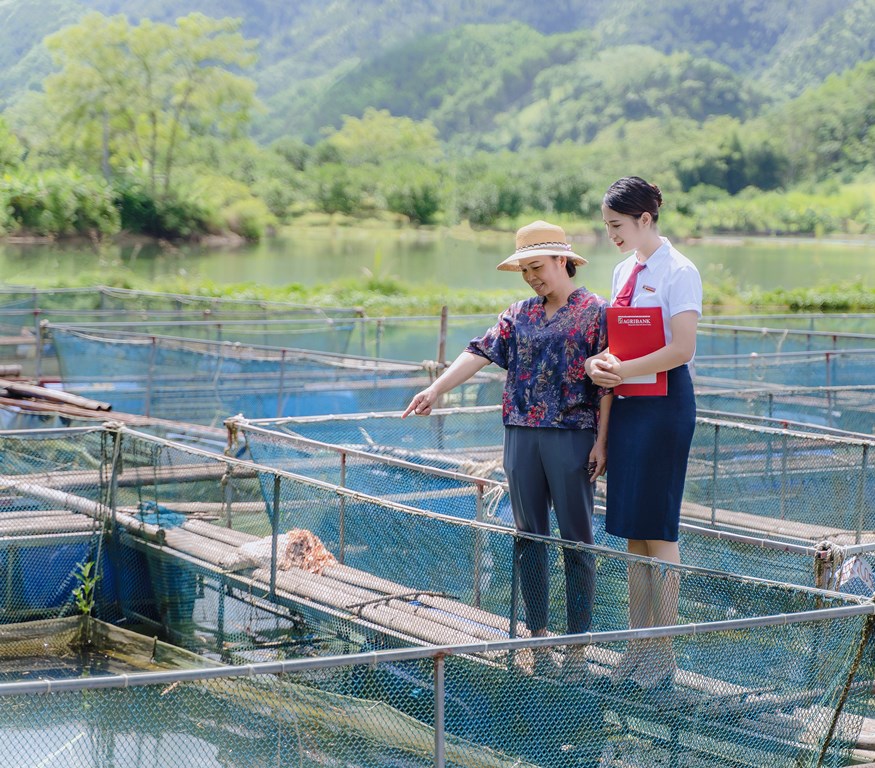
496,248,588,272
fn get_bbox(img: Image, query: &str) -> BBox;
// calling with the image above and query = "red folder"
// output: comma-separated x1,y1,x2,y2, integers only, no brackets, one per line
606,307,667,396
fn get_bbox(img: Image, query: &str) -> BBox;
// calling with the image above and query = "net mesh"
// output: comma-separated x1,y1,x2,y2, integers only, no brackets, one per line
697,385,875,437
46,327,503,425
1,620,873,768
703,313,875,333
233,409,875,595
0,286,362,380
697,322,875,355
0,424,873,767
695,348,875,389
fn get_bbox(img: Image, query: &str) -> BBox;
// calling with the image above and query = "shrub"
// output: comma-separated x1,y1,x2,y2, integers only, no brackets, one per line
222,197,276,240
381,165,443,225
114,178,213,238
0,171,119,236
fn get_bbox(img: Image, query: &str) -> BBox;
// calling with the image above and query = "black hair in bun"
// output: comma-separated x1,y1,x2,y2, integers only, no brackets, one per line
604,176,663,222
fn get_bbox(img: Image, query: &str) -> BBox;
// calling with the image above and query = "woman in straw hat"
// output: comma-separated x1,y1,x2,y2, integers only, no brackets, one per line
403,220,612,676
586,176,702,692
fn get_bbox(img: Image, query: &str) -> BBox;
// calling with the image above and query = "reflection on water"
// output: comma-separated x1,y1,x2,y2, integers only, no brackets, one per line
1,227,871,296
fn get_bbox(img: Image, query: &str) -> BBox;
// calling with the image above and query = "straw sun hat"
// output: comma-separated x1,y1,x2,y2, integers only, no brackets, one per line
496,220,587,272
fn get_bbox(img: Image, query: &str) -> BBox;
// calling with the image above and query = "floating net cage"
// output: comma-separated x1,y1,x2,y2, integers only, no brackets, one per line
4,286,873,376
697,321,875,356
695,348,875,389
703,313,875,334
0,615,223,683
47,313,875,369
0,286,362,380
696,385,875,437
0,424,874,767
35,324,875,428
0,285,362,315
44,326,503,425
0,401,229,452
233,407,875,595
45,313,497,363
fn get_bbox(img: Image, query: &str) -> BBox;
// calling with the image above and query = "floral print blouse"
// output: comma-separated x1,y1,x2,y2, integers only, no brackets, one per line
466,288,608,430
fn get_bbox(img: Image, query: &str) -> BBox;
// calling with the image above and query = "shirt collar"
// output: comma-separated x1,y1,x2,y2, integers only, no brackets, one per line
639,237,671,269
539,286,586,308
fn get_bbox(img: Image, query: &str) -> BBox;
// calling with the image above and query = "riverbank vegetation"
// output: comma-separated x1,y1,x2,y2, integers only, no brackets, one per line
29,265,875,317
0,7,873,244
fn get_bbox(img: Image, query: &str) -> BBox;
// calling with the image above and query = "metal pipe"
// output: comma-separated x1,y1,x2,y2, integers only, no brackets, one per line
433,654,446,768
855,444,869,545
473,484,484,608
0,601,872,697
276,348,287,418
509,541,520,639
436,305,448,367
711,424,719,525
271,474,280,598
339,452,347,565
780,432,788,520
145,336,157,418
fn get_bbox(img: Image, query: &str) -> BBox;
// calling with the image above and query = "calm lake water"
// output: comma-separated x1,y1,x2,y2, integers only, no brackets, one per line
0,225,872,297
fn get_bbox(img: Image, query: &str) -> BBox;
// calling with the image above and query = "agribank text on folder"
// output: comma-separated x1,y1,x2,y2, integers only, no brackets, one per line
606,306,667,396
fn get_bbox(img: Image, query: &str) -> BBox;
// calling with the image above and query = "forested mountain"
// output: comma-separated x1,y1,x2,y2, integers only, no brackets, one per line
1,0,873,242
1,0,874,147
300,29,768,149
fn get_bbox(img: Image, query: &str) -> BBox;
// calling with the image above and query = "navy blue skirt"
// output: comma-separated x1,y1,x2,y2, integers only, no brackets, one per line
605,365,696,542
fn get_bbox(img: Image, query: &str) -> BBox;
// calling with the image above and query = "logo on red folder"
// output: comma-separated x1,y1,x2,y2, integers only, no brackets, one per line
615,314,653,327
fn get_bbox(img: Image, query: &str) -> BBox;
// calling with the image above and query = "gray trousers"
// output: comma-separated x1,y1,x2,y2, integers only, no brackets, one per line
503,425,596,634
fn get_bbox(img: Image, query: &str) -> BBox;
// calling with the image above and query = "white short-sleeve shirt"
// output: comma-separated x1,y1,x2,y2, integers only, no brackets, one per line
610,237,702,360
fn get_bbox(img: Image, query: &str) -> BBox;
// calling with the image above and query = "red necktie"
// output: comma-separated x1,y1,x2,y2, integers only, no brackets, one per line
613,262,646,307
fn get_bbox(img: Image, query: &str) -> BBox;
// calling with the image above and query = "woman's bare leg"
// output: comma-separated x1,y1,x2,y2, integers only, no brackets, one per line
629,539,680,687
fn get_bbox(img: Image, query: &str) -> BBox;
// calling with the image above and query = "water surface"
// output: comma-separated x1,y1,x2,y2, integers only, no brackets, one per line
1,227,871,297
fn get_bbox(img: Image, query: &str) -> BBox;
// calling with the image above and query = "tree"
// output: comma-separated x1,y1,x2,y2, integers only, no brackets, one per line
318,108,442,166
0,116,23,172
380,163,443,225
40,12,258,197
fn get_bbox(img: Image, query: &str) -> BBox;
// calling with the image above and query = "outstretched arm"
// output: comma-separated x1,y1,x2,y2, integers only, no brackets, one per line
402,351,492,417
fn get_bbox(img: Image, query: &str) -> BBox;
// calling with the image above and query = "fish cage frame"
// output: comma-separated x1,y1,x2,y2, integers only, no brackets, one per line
1,423,875,767
232,406,875,591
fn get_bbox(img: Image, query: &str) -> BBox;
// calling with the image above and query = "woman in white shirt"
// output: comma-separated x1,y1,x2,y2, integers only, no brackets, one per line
586,176,702,692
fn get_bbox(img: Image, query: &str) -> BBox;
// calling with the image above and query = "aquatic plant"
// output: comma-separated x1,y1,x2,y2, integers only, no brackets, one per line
72,560,98,617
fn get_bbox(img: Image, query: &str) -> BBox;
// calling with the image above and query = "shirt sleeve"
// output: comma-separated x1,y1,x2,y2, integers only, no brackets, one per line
668,263,703,317
594,300,611,401
465,308,513,370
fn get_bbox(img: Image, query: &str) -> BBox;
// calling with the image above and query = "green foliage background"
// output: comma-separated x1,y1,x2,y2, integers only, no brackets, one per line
0,0,873,243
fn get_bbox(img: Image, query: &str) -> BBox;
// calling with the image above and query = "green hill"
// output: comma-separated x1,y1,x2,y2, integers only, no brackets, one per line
1,0,873,149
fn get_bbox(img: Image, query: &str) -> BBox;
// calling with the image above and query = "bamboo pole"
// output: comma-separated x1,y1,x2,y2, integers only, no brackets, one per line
0,378,111,411
0,479,164,544
0,515,97,537
7,462,258,491
260,567,489,647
